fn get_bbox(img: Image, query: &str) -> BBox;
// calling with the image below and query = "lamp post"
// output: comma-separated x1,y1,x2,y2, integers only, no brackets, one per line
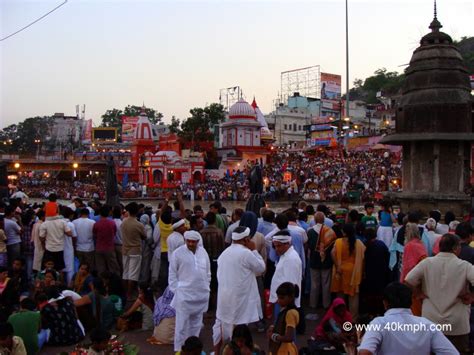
34,139,41,160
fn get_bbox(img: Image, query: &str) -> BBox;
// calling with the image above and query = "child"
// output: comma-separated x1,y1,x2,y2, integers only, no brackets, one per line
223,325,263,355
179,336,206,355
268,282,299,355
361,202,378,230
0,322,27,354
87,327,111,355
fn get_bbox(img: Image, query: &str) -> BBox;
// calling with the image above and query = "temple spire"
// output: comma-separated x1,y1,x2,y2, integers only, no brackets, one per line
429,0,442,32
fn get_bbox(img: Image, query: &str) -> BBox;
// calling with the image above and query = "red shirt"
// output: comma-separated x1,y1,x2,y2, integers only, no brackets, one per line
92,218,116,252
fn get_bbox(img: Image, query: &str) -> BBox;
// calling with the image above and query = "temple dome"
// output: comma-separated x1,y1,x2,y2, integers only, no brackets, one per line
228,99,257,120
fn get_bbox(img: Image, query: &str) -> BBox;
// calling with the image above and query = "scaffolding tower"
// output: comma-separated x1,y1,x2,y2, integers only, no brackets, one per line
280,65,321,104
219,86,242,112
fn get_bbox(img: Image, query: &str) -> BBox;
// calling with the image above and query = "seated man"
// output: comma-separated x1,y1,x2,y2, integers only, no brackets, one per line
358,282,458,355
0,322,27,354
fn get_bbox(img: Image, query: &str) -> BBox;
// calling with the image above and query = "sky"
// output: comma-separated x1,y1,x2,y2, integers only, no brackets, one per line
0,0,473,129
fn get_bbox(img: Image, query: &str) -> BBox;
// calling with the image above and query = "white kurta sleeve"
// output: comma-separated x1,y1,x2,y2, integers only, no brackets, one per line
168,251,179,294
244,250,266,275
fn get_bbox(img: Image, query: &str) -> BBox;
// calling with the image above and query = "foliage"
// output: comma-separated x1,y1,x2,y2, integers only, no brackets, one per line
0,116,55,154
346,68,404,103
173,103,226,151
455,36,474,73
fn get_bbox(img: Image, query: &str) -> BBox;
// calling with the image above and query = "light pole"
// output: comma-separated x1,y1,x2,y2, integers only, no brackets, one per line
345,0,350,119
34,139,41,159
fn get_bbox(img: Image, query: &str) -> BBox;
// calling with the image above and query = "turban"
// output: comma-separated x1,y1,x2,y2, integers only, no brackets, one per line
273,233,291,243
184,230,201,241
232,227,250,241
172,219,185,230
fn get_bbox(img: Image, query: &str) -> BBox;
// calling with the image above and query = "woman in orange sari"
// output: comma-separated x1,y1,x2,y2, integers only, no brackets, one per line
400,222,427,316
331,224,366,319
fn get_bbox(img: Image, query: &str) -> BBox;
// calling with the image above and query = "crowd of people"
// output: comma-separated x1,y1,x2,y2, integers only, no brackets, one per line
0,188,472,354
12,149,401,204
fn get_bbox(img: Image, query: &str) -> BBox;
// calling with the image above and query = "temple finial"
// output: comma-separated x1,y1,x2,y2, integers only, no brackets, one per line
429,0,442,32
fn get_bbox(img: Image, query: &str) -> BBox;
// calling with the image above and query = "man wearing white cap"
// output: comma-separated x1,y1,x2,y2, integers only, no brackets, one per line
167,219,187,258
169,230,211,352
167,219,203,259
270,230,303,311
212,226,266,355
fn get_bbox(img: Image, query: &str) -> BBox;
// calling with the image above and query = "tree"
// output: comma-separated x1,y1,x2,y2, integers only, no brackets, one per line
0,117,55,154
169,116,181,134
177,103,225,151
123,105,163,125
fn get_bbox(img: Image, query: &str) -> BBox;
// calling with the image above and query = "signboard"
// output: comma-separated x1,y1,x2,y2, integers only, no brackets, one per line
121,116,139,142
310,124,333,132
82,119,92,142
321,73,342,100
321,72,342,115
92,128,117,142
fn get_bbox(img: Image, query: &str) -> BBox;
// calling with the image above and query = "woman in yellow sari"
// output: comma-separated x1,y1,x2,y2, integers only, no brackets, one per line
331,224,365,319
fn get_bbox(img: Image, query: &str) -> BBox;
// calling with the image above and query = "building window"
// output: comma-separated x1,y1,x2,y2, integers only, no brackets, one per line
284,124,287,130
298,125,302,131
293,123,297,131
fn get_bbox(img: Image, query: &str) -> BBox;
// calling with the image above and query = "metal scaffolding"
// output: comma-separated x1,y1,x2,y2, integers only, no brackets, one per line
280,65,321,104
219,86,241,112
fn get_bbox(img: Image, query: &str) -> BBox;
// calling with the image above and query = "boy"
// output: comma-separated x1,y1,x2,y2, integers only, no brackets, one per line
361,202,378,230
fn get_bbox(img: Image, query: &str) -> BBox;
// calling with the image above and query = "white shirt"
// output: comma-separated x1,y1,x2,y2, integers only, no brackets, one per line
405,252,474,335
39,217,71,252
169,245,211,314
216,244,266,325
269,246,303,307
435,223,449,235
114,218,123,245
152,224,161,259
72,217,95,252
358,308,459,355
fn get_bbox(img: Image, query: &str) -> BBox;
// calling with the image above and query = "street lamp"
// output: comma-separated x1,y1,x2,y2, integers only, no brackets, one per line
72,162,79,169
14,163,20,169
34,139,41,159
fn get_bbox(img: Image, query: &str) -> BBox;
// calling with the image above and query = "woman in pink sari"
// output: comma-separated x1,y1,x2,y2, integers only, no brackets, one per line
400,222,427,316
312,298,357,354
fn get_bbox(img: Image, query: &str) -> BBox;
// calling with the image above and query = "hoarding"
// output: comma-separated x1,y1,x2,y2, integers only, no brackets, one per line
122,116,139,142
321,73,341,100
92,128,117,142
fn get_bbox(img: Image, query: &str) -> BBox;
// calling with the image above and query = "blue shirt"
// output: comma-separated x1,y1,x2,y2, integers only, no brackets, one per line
358,308,458,355
379,211,393,227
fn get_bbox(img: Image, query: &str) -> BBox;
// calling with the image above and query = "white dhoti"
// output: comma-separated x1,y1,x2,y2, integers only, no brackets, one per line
174,306,205,351
212,318,235,347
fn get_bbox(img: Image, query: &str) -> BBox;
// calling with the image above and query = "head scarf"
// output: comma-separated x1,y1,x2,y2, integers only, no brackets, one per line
172,219,185,230
239,211,258,237
314,298,352,340
232,227,250,241
153,287,176,325
140,214,150,226
184,230,201,241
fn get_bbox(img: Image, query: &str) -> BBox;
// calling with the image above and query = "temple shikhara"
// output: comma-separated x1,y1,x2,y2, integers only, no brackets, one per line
217,98,272,171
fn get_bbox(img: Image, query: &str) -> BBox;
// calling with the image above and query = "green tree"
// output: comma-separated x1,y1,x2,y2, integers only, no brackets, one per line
123,105,163,124
169,116,181,134
0,117,55,154
177,103,225,151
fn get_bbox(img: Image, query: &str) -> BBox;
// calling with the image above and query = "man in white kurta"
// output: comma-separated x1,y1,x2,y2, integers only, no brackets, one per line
167,219,204,259
270,230,303,308
212,226,266,354
168,230,211,352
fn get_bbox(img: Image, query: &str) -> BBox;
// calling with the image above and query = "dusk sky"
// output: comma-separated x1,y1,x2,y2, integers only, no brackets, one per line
1,0,473,128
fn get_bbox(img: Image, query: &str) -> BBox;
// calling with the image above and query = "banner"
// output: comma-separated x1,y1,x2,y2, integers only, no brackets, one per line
82,119,92,142
321,73,341,100
122,116,139,142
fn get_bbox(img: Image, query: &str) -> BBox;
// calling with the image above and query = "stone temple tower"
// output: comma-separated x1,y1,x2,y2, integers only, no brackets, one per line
381,4,474,215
